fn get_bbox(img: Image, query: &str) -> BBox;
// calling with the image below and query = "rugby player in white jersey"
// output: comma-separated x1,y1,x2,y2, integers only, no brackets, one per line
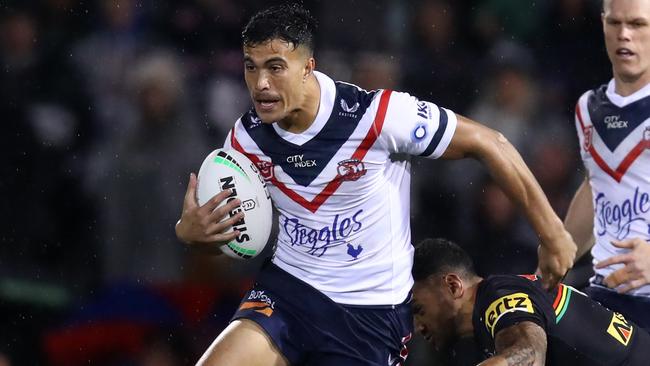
175,3,576,365
565,0,650,331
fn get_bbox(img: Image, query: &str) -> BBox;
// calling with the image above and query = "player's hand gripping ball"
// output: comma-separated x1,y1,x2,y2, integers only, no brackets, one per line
197,149,273,259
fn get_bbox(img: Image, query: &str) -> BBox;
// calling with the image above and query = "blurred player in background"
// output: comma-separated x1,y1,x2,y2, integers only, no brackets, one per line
565,0,650,331
412,238,650,366
176,3,576,365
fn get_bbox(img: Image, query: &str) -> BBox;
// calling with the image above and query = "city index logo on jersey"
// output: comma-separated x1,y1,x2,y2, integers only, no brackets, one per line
238,290,276,317
604,115,629,129
607,312,634,346
484,293,534,336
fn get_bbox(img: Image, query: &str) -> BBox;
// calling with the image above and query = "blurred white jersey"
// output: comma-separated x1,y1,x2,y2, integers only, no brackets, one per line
575,80,650,296
224,71,457,305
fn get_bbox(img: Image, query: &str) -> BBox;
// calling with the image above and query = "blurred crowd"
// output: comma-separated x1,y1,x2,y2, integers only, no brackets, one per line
0,0,611,365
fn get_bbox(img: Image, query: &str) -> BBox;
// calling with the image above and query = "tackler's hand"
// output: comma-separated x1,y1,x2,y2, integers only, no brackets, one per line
537,233,577,290
597,238,650,293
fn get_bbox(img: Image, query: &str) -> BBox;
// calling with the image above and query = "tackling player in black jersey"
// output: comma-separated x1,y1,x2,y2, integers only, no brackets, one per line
412,238,650,365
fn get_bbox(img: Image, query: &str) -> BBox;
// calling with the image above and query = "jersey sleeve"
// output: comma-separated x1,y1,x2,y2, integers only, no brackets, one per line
223,116,247,150
223,129,233,149
379,91,457,158
574,91,592,163
476,276,549,339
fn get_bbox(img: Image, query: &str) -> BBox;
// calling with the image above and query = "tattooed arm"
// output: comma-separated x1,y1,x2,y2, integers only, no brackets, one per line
477,321,547,366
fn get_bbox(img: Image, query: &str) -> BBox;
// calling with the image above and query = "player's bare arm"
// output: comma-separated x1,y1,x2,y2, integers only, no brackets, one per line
442,114,577,289
477,321,547,366
175,172,245,252
564,176,596,260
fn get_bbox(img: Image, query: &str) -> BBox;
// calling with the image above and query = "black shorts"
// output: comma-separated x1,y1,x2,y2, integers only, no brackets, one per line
231,261,413,365
586,283,650,332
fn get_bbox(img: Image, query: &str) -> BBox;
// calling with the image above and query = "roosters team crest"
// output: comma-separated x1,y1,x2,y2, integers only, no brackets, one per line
255,160,275,181
336,159,366,182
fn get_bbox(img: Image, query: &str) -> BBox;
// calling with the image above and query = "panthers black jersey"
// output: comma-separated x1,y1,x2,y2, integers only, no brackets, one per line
472,275,650,365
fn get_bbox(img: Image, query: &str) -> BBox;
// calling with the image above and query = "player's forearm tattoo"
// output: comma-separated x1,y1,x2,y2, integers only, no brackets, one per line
494,321,547,366
501,344,535,365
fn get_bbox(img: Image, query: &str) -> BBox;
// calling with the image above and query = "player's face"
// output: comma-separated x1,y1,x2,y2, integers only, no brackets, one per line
243,39,313,123
603,0,650,85
412,279,458,351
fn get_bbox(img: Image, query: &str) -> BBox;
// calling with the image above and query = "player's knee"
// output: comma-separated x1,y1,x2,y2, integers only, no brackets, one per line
197,320,287,366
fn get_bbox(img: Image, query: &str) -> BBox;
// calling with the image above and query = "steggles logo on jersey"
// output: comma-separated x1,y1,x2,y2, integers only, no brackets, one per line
582,126,593,152
287,154,317,168
604,115,628,129
644,127,650,141
336,159,367,182
594,187,650,240
281,209,364,257
339,98,359,118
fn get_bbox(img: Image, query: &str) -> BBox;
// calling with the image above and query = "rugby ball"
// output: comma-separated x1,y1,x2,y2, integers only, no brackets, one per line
196,148,272,259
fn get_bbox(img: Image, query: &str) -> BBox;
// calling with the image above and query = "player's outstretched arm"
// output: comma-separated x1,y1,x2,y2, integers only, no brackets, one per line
564,177,595,261
442,115,577,289
175,173,244,253
477,321,547,366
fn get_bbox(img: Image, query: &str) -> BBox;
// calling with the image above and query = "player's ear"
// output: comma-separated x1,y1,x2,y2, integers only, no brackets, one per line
303,57,315,81
444,273,464,299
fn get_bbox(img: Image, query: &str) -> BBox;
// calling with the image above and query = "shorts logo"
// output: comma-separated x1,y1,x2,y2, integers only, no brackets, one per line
387,332,411,366
607,312,633,346
239,290,276,317
484,293,534,336
336,159,367,181
582,126,593,152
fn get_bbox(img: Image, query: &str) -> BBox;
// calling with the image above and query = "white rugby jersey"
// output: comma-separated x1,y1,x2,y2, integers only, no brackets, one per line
575,79,650,296
224,71,457,305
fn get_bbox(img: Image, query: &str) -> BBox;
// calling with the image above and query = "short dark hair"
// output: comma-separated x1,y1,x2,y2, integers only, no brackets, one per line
412,238,476,282
242,3,317,53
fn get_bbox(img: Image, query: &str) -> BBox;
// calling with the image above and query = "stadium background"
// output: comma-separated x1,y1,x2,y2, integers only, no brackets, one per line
0,0,610,364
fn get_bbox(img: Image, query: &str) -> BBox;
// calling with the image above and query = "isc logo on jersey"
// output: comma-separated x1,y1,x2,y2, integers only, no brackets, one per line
607,312,634,346
196,149,273,259
484,293,534,336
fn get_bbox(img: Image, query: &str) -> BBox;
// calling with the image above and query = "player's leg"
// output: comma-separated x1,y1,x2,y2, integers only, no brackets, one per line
585,285,650,332
197,319,288,366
